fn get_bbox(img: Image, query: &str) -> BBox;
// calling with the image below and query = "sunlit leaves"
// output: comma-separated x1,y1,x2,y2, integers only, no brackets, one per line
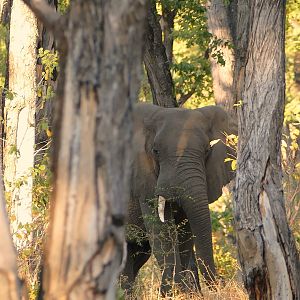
58,0,70,13
210,139,221,147
285,0,300,124
224,134,238,171
38,48,59,82
158,0,214,106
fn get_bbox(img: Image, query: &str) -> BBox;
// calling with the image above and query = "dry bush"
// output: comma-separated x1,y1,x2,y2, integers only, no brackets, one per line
120,256,248,300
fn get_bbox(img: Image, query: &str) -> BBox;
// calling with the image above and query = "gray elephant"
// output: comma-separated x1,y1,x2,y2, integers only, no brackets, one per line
122,103,237,295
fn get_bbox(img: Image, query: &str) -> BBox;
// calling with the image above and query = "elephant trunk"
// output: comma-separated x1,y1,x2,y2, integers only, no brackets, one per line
181,186,216,285
156,162,216,285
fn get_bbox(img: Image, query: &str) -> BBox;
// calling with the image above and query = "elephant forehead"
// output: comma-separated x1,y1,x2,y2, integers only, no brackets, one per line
173,129,208,158
156,116,209,153
163,110,203,126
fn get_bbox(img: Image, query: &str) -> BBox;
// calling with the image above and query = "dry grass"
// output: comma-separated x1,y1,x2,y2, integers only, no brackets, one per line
121,257,248,300
129,281,248,300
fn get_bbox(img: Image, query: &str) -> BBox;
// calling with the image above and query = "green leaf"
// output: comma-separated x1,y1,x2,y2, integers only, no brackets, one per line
39,165,46,171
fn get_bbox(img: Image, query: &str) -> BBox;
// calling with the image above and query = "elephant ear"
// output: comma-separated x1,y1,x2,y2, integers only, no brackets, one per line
196,106,237,204
133,103,163,176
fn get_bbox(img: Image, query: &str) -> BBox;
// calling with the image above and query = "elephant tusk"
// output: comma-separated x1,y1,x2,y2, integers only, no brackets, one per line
158,196,166,223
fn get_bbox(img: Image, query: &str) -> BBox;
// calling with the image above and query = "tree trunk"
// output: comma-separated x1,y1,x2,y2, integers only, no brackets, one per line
206,0,236,115
144,1,177,107
0,168,22,299
294,51,300,93
233,1,300,299
4,0,38,248
0,0,12,24
23,0,147,298
35,0,57,154
160,3,176,65
0,0,11,171
0,2,22,298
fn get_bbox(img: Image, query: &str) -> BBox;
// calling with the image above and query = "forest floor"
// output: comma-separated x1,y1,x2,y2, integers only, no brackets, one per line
120,256,248,300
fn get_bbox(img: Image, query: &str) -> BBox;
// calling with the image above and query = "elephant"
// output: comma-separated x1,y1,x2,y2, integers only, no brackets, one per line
122,103,237,295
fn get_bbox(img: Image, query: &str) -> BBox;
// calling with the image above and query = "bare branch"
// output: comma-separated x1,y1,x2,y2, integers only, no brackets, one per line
178,89,195,107
22,0,61,33
0,0,12,25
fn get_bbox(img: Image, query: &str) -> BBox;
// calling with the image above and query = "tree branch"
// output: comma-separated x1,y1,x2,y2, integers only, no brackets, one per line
0,0,12,25
22,0,61,33
178,89,195,107
161,4,177,65
144,2,177,107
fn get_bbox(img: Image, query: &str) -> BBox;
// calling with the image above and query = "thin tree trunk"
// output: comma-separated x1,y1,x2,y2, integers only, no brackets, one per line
0,2,22,299
4,0,38,248
0,164,22,299
206,0,236,115
295,52,300,91
35,0,57,155
0,0,11,174
144,1,177,107
23,0,147,298
0,0,11,23
233,1,300,299
160,4,176,65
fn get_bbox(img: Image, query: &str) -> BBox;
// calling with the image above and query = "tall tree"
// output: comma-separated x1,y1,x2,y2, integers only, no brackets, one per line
0,164,22,299
35,0,57,153
4,0,38,248
0,2,25,298
206,0,236,114
23,0,147,298
143,1,215,108
233,1,300,298
160,1,176,65
0,0,11,173
144,1,177,107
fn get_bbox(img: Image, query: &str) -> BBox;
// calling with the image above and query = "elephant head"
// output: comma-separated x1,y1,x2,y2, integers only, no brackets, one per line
125,103,237,294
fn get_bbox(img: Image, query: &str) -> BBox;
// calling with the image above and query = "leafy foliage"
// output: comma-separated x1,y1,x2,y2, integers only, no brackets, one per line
165,0,214,107
58,0,70,13
210,194,238,279
0,24,7,86
138,0,215,107
0,0,298,298
285,0,300,123
283,0,300,250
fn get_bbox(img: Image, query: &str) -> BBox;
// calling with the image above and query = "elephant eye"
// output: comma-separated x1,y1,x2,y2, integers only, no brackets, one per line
152,148,159,156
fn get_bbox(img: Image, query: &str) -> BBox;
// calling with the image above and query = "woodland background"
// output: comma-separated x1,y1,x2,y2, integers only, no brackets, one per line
0,0,299,299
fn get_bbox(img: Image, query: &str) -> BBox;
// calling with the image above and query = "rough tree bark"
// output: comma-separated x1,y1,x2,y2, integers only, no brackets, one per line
144,1,177,107
4,0,38,248
23,0,147,298
35,0,57,153
0,2,22,299
160,3,176,66
206,0,236,115
0,0,11,23
233,1,300,299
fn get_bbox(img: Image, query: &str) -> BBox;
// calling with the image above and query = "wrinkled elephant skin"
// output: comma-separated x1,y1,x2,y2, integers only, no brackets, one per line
122,103,237,295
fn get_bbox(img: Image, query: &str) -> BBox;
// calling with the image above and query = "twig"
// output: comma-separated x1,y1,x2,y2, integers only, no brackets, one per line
22,0,62,35
178,89,196,107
